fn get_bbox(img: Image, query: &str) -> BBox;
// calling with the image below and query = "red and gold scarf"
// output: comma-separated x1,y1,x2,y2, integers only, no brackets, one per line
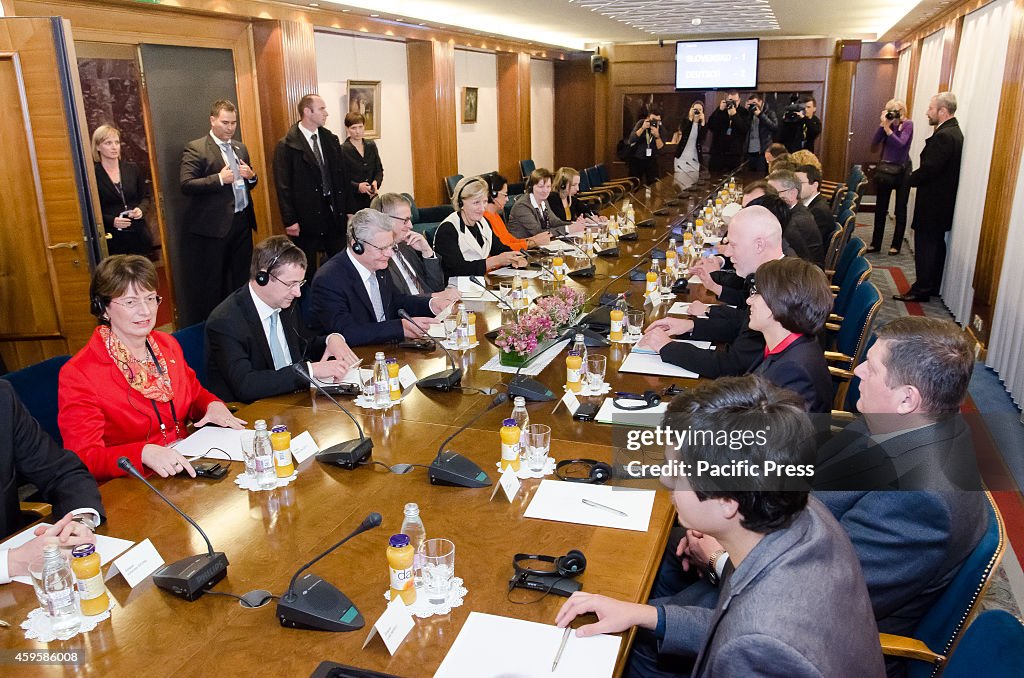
99,326,174,402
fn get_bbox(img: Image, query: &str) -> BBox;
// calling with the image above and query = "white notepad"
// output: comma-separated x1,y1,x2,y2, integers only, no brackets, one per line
630,339,712,356
1,526,135,585
523,480,656,532
618,352,699,379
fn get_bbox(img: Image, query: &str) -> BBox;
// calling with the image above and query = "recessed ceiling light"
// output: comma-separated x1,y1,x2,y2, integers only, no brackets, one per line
308,2,318,6
370,13,379,18
692,18,702,26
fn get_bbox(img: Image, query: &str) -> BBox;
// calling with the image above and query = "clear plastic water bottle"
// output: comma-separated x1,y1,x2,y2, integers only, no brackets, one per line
400,503,427,590
510,396,530,460
455,303,470,350
373,352,391,408
40,542,81,637
253,420,276,489
570,332,588,383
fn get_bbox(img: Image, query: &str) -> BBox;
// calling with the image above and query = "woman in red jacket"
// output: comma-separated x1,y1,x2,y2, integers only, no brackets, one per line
59,255,244,481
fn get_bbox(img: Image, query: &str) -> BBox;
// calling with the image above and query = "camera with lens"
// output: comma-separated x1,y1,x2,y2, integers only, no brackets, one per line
747,103,758,112
783,94,803,123
725,100,737,110
885,110,900,121
648,119,660,129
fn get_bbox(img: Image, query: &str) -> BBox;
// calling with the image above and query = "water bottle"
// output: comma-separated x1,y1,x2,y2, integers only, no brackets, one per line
400,503,427,590
373,352,391,408
455,303,470,349
570,332,588,383
40,542,82,637
511,396,530,460
253,420,276,489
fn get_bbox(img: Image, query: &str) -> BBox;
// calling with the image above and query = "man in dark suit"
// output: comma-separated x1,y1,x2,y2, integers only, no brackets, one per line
205,236,359,404
273,94,349,283
768,169,825,268
310,209,442,346
557,377,885,678
895,93,964,303
796,164,837,247
706,92,751,172
179,99,259,324
780,97,822,153
1,380,104,582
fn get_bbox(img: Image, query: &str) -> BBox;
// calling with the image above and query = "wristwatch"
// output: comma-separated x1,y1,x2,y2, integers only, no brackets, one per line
706,549,727,586
71,514,98,532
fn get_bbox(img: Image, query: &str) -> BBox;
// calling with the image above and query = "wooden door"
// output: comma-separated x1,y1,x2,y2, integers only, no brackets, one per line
0,17,99,371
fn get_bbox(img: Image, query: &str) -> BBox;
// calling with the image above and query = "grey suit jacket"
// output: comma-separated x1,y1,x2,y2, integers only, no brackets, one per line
387,241,445,295
661,498,885,677
507,195,570,239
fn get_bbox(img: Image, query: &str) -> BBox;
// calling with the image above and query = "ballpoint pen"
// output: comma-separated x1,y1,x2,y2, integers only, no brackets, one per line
581,498,628,517
551,625,571,671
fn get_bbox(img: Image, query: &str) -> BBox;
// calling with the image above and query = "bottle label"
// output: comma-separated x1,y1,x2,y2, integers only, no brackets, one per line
46,586,75,613
389,376,401,399
390,565,414,591
501,442,519,461
646,281,658,294
274,447,292,467
76,573,107,601
567,368,581,384
610,319,623,335
255,455,274,473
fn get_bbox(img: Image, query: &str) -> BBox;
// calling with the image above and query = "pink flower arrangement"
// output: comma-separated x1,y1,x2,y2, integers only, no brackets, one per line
535,286,585,327
495,286,584,356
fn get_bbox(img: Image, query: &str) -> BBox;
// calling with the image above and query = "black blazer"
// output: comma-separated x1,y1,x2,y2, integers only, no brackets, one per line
0,380,104,538
340,138,384,212
94,161,152,255
310,250,433,346
910,118,964,233
272,123,348,244
433,214,512,279
180,134,258,238
807,193,837,247
785,203,825,268
706,106,751,157
674,118,706,159
205,285,330,403
749,335,832,413
388,242,445,295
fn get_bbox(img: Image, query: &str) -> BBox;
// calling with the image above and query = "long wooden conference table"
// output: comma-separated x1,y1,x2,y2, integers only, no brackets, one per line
1,170,737,677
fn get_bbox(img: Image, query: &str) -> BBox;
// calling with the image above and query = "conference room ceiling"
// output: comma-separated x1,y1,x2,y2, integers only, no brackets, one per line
304,0,958,49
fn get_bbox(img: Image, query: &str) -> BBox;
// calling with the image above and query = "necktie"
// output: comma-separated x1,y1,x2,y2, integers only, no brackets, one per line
310,133,332,195
368,272,386,322
268,310,290,370
393,249,426,294
221,142,248,212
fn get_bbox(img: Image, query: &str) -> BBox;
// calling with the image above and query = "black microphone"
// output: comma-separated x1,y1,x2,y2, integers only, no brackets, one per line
277,512,383,632
429,393,508,488
116,456,229,601
291,363,374,469
398,309,462,391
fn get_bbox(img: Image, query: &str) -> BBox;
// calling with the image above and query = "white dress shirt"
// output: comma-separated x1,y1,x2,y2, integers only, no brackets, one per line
249,283,293,365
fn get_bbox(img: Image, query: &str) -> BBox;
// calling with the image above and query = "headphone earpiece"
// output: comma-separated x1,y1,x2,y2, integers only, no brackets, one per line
256,246,292,286
90,294,106,318
512,549,588,579
612,390,661,411
555,459,614,485
351,239,365,255
456,183,467,209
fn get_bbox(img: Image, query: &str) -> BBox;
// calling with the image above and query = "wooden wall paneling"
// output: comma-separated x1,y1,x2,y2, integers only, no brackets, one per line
939,15,964,90
554,55,596,172
905,39,923,115
822,55,856,181
407,39,457,206
848,45,899,178
970,0,1024,345
496,51,532,182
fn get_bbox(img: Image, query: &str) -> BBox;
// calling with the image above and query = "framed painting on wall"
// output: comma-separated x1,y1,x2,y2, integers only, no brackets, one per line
347,80,381,139
462,86,478,123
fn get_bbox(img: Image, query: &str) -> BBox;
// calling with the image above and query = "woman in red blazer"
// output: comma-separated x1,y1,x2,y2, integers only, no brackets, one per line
59,256,244,482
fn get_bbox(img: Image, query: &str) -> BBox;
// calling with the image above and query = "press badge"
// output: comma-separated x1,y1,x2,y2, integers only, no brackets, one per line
646,148,652,157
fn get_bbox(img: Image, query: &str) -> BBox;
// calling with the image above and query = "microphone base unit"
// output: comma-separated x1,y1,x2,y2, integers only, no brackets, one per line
416,367,463,392
568,265,595,279
618,231,639,241
152,552,229,601
636,218,656,228
508,375,556,402
428,450,492,488
277,573,364,632
317,437,374,470
559,326,610,348
653,208,671,216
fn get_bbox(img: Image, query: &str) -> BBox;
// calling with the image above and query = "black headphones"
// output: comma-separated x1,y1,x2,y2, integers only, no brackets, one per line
613,390,662,411
555,459,613,484
90,294,106,319
513,550,587,578
351,239,365,255
255,240,302,286
487,178,501,202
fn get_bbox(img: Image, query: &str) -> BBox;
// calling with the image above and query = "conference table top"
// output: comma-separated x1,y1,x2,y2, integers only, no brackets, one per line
1,170,738,677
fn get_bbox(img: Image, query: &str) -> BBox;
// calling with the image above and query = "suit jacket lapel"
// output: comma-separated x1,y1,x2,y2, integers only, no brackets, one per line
238,289,275,369
376,270,393,320
340,254,376,318
206,135,228,172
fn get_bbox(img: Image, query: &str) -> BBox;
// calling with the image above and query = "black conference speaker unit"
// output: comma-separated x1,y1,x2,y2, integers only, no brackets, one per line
591,54,608,73
277,573,365,632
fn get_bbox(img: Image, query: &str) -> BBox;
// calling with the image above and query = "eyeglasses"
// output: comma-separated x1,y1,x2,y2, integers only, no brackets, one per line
270,272,306,290
387,214,413,225
362,240,395,255
111,294,162,310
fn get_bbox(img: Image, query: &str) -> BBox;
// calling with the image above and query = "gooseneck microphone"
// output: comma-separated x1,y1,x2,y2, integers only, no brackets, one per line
398,309,462,391
469,276,516,311
292,363,373,469
277,512,383,632
429,393,508,488
116,456,229,601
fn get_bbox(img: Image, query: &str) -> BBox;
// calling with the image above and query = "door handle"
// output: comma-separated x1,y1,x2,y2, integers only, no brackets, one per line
47,241,79,250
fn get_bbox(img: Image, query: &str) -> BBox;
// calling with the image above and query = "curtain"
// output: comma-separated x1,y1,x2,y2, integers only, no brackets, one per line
894,47,912,105
905,29,946,231
987,148,1024,408
941,0,1014,324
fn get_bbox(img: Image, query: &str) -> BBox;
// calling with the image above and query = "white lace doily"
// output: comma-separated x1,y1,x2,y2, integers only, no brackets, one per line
494,456,555,479
610,335,641,345
564,381,611,397
383,577,466,618
353,394,407,410
440,339,480,351
234,471,297,491
22,600,113,641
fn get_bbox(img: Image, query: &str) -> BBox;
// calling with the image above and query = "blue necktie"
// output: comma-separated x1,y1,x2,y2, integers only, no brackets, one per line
221,142,248,212
268,311,289,369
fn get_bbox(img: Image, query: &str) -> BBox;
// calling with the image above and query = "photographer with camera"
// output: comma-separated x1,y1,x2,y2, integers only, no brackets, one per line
867,99,914,255
670,99,707,174
625,110,666,185
780,96,821,153
707,91,751,172
744,93,778,173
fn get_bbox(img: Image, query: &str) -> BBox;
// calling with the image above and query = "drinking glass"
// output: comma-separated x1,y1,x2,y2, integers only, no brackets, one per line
421,538,456,604
498,281,512,300
239,430,256,476
660,269,675,295
627,310,645,340
359,367,375,399
586,355,607,391
443,314,457,343
28,555,50,608
523,423,552,473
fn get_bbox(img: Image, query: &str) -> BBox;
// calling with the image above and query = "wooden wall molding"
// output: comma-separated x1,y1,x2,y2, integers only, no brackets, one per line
497,52,531,182
407,39,458,206
898,0,995,46
553,55,596,172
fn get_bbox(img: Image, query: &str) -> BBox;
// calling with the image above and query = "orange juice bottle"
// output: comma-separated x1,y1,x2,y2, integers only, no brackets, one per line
270,426,295,477
387,534,416,605
552,256,564,281
467,311,477,344
566,353,583,392
71,544,110,616
500,418,521,471
646,269,658,295
609,308,624,341
387,358,401,401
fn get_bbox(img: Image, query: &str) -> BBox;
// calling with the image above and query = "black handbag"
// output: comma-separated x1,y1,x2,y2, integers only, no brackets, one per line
875,161,904,178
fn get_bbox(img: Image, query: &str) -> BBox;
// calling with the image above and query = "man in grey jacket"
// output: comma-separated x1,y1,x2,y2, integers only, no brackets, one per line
556,376,885,678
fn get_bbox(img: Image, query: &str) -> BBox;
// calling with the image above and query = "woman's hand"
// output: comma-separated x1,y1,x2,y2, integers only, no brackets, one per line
195,401,246,429
528,231,553,247
141,444,196,478
358,181,372,195
128,207,143,219
112,216,132,229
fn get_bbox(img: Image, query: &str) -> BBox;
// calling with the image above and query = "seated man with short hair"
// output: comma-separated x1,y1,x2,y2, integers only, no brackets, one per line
768,169,824,268
206,236,360,403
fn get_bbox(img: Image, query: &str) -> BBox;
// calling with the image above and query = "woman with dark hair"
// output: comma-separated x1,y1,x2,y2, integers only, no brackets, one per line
746,257,833,413
507,168,585,240
483,174,550,251
92,124,153,256
58,255,244,481
339,112,384,213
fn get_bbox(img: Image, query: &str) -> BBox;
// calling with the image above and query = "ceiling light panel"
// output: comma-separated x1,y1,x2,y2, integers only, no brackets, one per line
572,0,781,35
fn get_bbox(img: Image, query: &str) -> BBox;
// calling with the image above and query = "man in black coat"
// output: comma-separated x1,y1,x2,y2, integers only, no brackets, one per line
780,97,822,153
1,380,104,581
768,169,825,268
273,94,349,283
179,99,259,325
796,164,837,248
743,93,778,174
205,236,360,404
894,93,964,303
706,92,751,172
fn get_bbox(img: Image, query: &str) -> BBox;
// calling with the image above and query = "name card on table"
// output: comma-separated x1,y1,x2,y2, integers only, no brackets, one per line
558,390,581,416
398,365,418,390
290,430,320,465
490,467,522,502
106,538,165,588
362,596,414,655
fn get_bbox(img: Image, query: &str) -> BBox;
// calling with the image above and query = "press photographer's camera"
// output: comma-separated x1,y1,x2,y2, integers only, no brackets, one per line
885,110,901,120
783,94,803,123
725,100,737,110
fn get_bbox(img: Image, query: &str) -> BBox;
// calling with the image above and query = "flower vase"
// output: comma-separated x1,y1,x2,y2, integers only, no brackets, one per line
499,349,531,368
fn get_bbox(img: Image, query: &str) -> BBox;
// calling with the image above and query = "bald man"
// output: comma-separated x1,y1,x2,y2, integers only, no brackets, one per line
638,206,785,377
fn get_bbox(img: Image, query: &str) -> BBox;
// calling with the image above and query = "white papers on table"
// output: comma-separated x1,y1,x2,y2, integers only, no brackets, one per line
524,480,656,532
452,276,485,298
174,425,246,462
667,301,712,317
480,340,569,375
427,323,448,339
488,267,542,279
618,351,700,379
1,526,135,585
540,240,578,253
434,612,621,678
311,365,367,388
630,339,712,356
687,275,702,285
594,397,667,428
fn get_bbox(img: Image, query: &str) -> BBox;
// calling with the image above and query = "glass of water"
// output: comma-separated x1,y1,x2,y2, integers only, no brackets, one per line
28,555,50,608
586,355,607,392
523,423,552,473
627,310,645,341
443,313,458,342
421,538,456,604
240,430,256,477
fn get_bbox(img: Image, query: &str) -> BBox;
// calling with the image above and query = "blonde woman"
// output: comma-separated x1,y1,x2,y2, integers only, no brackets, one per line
789,149,821,173
92,125,152,255
869,99,913,254
434,176,526,278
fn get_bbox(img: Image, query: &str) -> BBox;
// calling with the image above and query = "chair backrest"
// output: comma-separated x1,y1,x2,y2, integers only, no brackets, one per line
836,334,875,412
833,235,866,283
941,610,1024,678
1,355,72,445
831,185,848,216
400,192,421,223
833,257,871,319
824,228,844,271
832,281,880,365
595,163,611,184
519,159,535,182
846,164,865,192
444,174,464,201
584,166,603,189
173,322,208,389
908,493,1006,678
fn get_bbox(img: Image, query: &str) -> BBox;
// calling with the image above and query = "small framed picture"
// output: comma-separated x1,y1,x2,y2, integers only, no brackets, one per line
346,80,381,139
462,86,478,124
